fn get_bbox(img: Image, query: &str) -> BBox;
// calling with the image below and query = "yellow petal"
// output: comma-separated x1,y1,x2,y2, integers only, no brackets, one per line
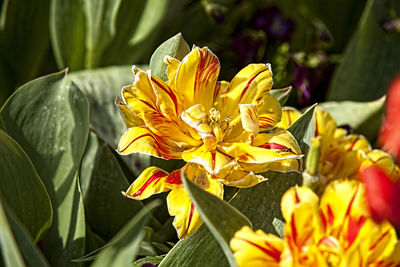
280,186,319,222
167,164,223,238
174,47,220,111
221,167,266,188
276,107,301,129
219,64,273,119
181,104,213,139
164,55,181,83
257,94,282,130
117,127,181,159
239,104,259,136
230,226,284,267
359,149,400,179
181,145,236,175
115,96,143,128
338,134,371,153
122,167,170,200
213,80,230,110
314,107,337,139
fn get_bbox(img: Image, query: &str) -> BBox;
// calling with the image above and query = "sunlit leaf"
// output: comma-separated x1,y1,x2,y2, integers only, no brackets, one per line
0,71,89,266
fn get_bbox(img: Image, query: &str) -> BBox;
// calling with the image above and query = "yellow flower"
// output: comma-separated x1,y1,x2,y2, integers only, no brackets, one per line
230,180,400,266
276,107,302,129
117,46,302,237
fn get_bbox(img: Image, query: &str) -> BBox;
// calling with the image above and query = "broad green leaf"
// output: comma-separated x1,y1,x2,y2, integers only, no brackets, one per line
0,129,52,242
70,65,151,177
0,71,90,266
79,132,145,240
182,171,251,267
288,104,316,155
51,0,169,70
0,0,50,84
0,195,25,267
149,33,190,81
159,226,228,267
101,0,170,66
161,171,301,266
5,202,50,267
270,86,293,106
318,97,385,140
327,0,400,101
92,201,161,267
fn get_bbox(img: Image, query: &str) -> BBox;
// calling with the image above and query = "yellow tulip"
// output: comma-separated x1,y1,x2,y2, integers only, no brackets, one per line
117,46,302,237
230,180,400,266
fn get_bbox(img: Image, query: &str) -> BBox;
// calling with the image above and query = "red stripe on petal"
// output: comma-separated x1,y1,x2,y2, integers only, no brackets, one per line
187,203,195,231
327,204,334,227
151,77,179,115
211,152,216,170
346,216,366,248
314,112,319,137
119,133,154,153
348,137,360,151
133,170,168,197
238,238,281,262
258,142,294,153
165,169,182,185
369,229,389,251
240,69,268,101
290,213,298,245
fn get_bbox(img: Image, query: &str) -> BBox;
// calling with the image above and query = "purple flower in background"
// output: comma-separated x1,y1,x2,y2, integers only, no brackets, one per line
380,18,400,33
230,34,263,68
141,263,157,267
251,7,294,41
292,52,334,106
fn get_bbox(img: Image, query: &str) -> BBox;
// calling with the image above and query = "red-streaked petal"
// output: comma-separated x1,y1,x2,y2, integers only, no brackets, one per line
122,167,170,200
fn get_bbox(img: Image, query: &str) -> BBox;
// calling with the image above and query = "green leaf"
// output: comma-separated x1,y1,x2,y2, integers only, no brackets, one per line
79,132,145,240
132,255,164,267
181,171,251,267
272,218,285,238
161,171,301,266
0,129,52,242
0,0,50,84
0,71,90,266
0,194,25,267
270,86,293,106
327,0,400,101
50,0,169,70
287,104,316,155
102,0,170,66
149,33,190,81
4,203,50,267
92,201,161,267
318,97,385,141
70,65,151,177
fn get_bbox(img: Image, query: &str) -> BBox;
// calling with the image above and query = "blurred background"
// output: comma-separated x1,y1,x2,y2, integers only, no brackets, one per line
1,0,399,109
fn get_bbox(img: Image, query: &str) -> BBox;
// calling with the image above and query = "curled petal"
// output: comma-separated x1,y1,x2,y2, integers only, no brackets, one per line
181,146,236,175
115,96,143,128
257,94,282,130
164,55,181,83
314,108,337,139
239,104,259,136
122,167,170,200
219,64,273,120
230,226,284,267
221,167,266,188
276,107,301,129
181,104,213,139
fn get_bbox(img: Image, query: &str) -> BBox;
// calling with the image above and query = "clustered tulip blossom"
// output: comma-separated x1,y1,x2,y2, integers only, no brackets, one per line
117,46,301,237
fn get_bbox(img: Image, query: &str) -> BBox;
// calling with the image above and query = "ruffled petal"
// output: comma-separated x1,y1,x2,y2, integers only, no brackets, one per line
174,47,220,111
115,96,143,128
181,104,213,139
164,55,181,83
219,63,273,120
239,104,259,135
257,94,282,131
230,226,284,267
181,145,236,175
221,167,266,188
117,127,181,159
122,167,170,200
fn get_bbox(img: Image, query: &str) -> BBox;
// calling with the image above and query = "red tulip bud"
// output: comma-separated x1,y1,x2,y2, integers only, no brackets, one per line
379,74,400,160
360,166,400,229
